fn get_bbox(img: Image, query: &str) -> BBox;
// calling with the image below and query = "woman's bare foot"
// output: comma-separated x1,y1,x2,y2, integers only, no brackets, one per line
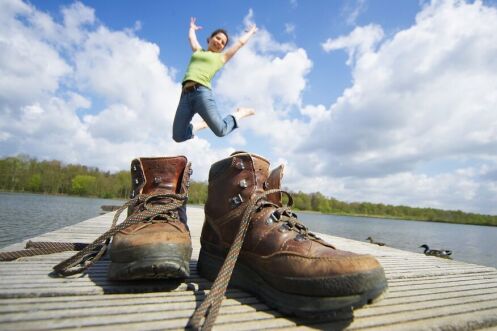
192,120,208,132
233,107,255,122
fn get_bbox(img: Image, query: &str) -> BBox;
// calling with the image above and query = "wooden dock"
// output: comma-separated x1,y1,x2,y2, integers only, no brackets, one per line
1,206,497,330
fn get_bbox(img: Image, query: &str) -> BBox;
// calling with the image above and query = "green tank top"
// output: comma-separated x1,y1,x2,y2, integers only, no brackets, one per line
182,50,224,89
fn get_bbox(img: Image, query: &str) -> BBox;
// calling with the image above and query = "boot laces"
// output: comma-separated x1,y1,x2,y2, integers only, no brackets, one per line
257,201,317,240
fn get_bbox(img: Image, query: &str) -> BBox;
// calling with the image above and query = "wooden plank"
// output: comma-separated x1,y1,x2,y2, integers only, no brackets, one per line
0,308,282,330
0,289,250,308
0,299,269,323
0,295,260,315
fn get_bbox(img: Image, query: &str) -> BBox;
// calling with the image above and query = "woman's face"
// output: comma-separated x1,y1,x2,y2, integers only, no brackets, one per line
208,33,227,52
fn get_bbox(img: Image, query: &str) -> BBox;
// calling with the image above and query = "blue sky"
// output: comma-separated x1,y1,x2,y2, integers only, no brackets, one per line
2,0,497,215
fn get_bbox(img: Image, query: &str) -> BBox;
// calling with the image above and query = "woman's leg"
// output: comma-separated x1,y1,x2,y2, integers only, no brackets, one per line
192,87,238,137
172,93,195,142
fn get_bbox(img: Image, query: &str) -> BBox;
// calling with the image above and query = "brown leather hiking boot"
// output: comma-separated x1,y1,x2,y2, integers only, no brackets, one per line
108,156,193,280
196,151,387,320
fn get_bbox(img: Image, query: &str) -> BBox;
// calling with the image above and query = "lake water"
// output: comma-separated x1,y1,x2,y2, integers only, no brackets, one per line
1,192,496,268
299,212,497,268
0,192,124,248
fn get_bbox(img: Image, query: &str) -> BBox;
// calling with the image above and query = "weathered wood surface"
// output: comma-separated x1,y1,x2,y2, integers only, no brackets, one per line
1,206,497,330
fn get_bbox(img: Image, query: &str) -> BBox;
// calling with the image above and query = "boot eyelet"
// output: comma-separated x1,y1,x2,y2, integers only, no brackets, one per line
239,179,248,188
267,212,279,224
265,211,279,225
235,161,245,170
229,194,244,208
153,176,162,185
278,224,290,232
294,234,306,242
135,178,139,184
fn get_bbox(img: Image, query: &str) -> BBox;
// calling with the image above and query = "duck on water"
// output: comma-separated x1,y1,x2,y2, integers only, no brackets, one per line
420,244,452,259
366,237,386,246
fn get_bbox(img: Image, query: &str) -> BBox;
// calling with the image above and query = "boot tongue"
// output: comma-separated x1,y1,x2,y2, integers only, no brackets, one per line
140,157,187,194
267,165,284,205
250,154,270,193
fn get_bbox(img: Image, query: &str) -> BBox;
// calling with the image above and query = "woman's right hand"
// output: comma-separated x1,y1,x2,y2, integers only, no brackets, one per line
246,24,258,35
189,17,202,52
190,17,202,31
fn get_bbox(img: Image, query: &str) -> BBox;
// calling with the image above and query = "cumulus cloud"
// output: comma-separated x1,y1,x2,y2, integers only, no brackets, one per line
322,24,384,65
290,0,497,214
215,36,312,156
0,1,72,110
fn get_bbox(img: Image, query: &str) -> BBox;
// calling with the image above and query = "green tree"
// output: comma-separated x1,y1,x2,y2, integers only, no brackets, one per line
71,175,97,196
27,174,42,192
188,181,208,204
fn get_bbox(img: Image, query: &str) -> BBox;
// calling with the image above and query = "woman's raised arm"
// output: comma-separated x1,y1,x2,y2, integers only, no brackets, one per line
188,17,203,52
223,24,257,63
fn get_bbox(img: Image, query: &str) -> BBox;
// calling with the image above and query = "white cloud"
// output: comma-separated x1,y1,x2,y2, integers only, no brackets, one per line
342,0,367,26
61,1,95,44
215,32,312,155
322,24,384,65
0,2,72,110
288,0,497,214
285,23,295,35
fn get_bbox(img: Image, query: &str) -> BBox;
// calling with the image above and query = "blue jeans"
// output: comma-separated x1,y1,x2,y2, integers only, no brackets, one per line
172,86,238,142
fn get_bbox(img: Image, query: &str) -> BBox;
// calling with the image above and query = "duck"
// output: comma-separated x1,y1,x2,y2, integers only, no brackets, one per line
366,237,386,246
419,244,452,258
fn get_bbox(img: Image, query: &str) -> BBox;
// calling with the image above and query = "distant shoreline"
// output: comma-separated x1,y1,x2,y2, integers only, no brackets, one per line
3,155,496,227
303,210,497,227
1,190,495,227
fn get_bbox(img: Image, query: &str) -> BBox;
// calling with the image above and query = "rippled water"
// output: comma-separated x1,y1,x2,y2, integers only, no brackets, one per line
0,192,124,248
1,192,496,268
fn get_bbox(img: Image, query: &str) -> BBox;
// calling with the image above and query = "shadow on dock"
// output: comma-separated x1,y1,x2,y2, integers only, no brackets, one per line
47,257,354,330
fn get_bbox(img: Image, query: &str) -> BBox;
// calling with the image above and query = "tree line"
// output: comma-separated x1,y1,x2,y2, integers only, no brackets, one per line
0,155,130,199
1,155,496,226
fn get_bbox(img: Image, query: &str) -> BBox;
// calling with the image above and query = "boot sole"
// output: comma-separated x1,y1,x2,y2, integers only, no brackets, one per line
108,257,190,280
198,248,388,318
109,244,192,280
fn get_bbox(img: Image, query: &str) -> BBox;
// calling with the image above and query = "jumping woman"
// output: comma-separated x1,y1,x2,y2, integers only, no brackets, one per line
172,17,257,142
